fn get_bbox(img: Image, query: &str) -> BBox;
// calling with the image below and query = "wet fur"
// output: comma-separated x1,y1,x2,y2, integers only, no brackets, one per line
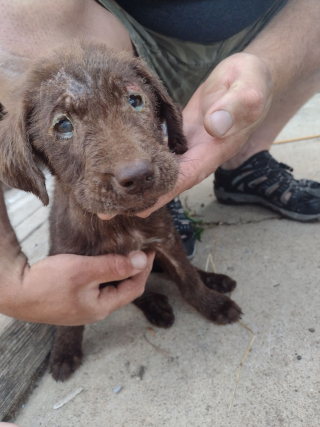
0,41,241,382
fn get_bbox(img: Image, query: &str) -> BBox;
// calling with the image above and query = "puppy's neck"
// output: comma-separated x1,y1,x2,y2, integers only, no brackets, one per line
49,180,171,257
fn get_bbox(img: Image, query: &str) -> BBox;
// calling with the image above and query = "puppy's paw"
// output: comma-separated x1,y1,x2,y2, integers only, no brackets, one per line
195,291,242,325
212,297,242,325
197,269,236,293
49,349,83,382
137,293,175,328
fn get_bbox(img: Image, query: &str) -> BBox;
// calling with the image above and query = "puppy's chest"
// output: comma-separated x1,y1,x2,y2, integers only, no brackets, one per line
50,205,175,256
92,216,173,256
103,228,165,255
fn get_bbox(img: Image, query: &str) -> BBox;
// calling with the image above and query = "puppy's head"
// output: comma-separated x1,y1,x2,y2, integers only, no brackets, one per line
0,41,187,215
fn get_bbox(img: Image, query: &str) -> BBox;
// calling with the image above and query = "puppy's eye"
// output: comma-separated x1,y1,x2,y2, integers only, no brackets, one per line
129,94,145,111
53,117,74,139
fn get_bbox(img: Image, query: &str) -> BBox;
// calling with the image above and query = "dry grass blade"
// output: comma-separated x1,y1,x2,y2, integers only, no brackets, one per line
143,333,170,357
274,134,320,144
205,239,218,273
229,322,256,412
202,240,255,412
53,387,83,410
205,253,214,272
238,320,254,335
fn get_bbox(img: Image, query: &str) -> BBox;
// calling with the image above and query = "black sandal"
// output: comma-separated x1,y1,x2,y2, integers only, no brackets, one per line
214,151,320,222
167,197,196,258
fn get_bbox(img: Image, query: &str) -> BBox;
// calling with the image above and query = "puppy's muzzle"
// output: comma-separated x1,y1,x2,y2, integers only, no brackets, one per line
114,159,155,194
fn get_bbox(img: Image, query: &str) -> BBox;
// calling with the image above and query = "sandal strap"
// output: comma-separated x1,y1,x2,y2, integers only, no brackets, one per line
214,151,320,219
240,152,319,208
167,197,195,240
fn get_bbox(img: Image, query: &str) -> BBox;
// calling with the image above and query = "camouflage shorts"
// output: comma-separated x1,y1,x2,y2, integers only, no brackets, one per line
97,0,286,107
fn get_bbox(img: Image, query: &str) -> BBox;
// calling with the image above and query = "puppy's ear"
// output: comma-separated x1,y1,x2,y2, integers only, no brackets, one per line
133,59,188,155
0,101,49,205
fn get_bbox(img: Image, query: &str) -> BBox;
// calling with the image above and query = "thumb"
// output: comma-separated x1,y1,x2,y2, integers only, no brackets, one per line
202,85,266,140
207,109,233,138
98,252,155,313
74,251,150,286
202,54,272,139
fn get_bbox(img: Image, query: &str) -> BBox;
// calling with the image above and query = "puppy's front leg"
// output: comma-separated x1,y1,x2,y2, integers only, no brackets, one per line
156,234,242,325
49,325,84,381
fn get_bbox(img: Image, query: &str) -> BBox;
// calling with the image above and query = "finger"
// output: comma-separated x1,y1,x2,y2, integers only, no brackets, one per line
136,147,211,218
67,251,149,285
136,138,234,217
97,213,117,220
136,189,177,218
98,252,155,314
203,86,268,139
202,54,272,139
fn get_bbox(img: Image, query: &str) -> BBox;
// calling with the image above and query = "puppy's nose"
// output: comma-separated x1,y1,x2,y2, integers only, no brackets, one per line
114,159,155,193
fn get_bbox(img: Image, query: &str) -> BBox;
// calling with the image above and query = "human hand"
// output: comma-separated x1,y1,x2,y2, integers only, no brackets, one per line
136,52,273,217
0,423,20,427
1,251,154,326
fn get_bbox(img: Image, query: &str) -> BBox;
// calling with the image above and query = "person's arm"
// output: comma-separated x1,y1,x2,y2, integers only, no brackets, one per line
244,0,320,95
0,1,157,325
0,423,19,427
136,0,320,217
0,185,154,325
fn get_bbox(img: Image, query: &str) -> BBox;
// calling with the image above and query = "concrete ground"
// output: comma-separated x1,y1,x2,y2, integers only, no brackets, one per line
11,95,320,426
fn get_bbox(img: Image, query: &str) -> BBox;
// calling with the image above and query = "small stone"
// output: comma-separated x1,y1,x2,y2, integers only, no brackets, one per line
297,356,302,360
308,328,315,333
137,365,146,380
113,385,122,394
132,365,146,381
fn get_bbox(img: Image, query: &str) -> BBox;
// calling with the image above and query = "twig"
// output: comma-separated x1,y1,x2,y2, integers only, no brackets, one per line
229,322,256,412
274,134,320,145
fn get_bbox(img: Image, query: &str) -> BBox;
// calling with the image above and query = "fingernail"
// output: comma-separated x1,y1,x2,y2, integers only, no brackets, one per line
136,212,151,218
209,110,233,136
97,213,117,220
130,252,147,269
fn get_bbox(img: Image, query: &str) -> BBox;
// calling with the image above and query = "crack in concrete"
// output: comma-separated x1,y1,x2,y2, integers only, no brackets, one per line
201,215,281,228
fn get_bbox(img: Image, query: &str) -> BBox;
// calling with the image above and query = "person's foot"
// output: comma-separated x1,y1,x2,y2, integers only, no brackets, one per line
167,197,196,258
214,151,320,222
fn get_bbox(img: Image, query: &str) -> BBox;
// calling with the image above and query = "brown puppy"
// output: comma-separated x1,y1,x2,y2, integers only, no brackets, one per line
0,41,241,381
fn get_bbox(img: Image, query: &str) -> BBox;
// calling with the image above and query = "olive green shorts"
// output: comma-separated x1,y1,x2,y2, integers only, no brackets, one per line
97,0,286,107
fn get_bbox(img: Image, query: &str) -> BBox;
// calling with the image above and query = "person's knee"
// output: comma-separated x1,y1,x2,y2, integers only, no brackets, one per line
0,0,84,56
0,0,133,59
